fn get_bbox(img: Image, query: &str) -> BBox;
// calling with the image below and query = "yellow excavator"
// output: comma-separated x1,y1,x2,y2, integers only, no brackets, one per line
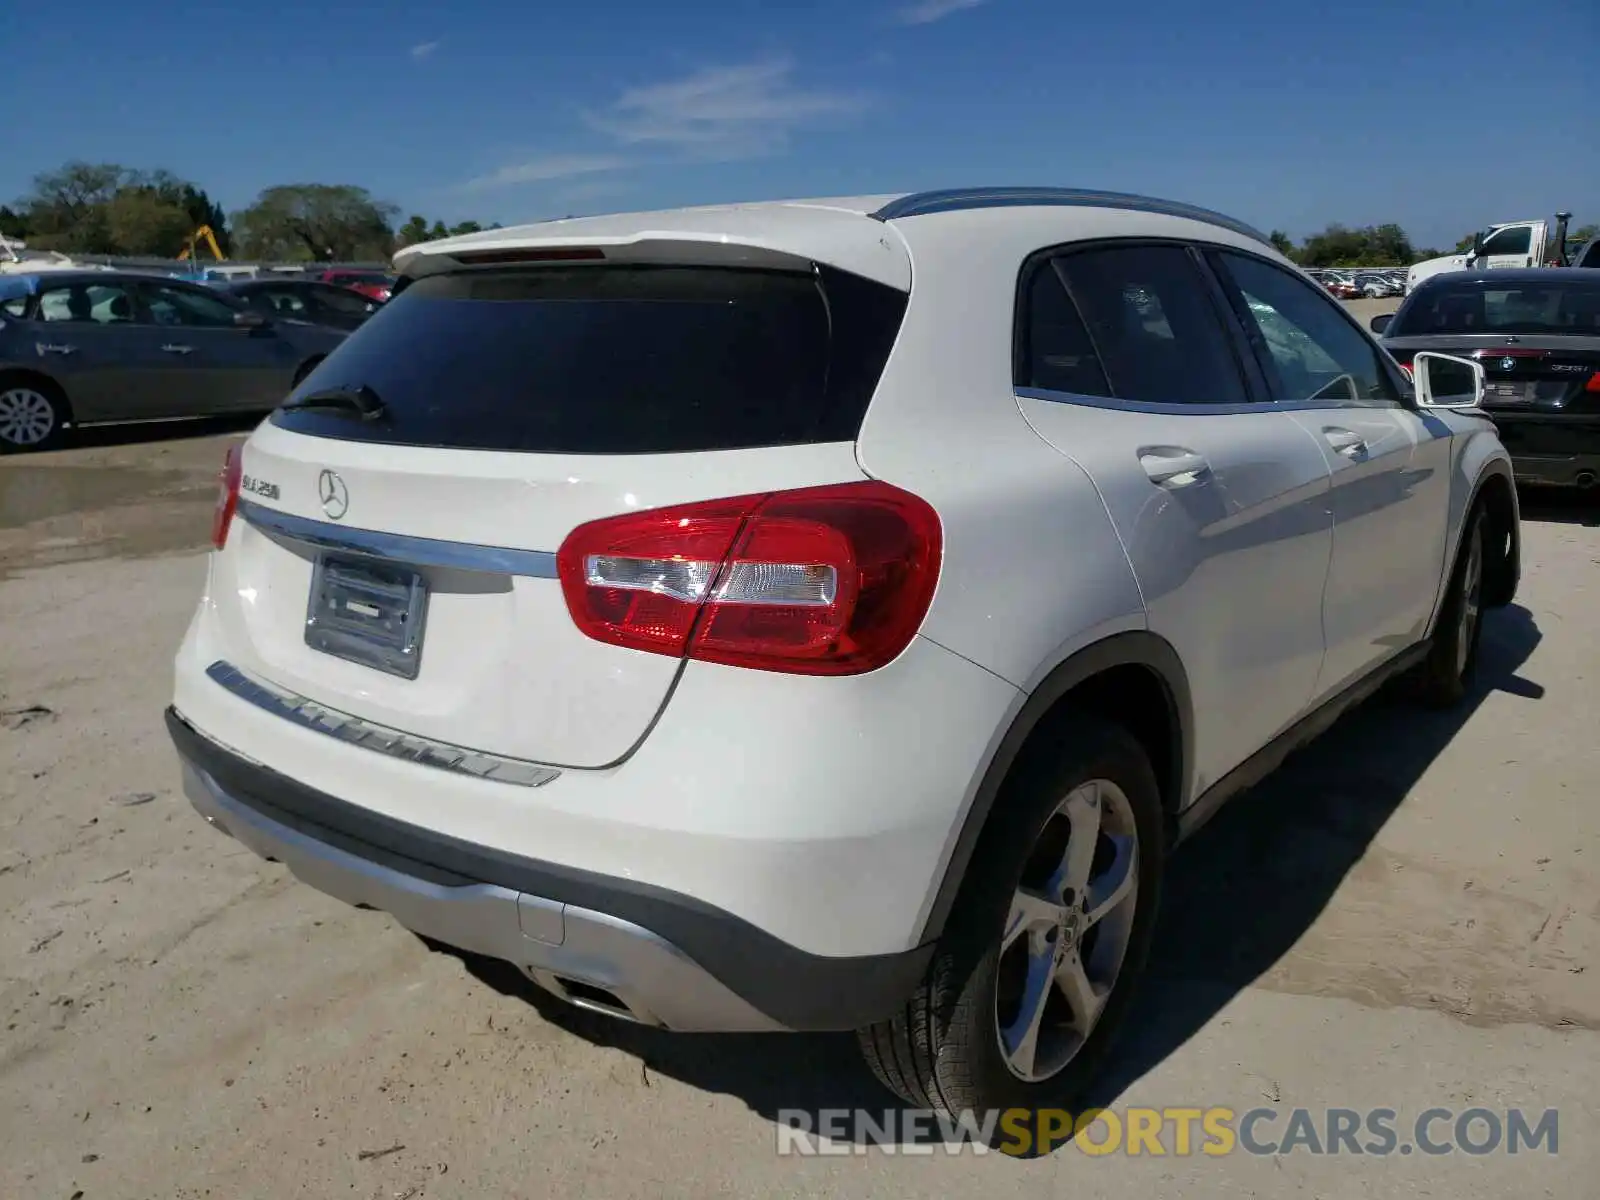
176,225,225,263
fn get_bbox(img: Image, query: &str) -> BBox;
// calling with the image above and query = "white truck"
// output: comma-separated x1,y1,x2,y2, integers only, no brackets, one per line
1406,212,1577,293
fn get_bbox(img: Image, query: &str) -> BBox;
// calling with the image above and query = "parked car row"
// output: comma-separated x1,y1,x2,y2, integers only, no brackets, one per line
0,269,355,450
1305,267,1406,298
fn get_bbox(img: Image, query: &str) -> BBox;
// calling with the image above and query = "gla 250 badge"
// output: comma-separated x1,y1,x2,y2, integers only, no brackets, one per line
240,474,279,501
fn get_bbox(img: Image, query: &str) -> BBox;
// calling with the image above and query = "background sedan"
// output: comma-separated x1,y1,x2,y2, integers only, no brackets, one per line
0,271,347,451
1375,268,1600,489
220,278,383,332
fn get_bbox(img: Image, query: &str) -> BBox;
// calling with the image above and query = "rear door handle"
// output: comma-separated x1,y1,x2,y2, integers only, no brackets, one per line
161,344,195,355
1322,427,1368,458
1138,448,1212,487
36,342,77,356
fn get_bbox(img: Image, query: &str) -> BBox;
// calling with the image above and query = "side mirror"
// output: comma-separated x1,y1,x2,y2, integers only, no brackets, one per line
1413,352,1484,411
1369,313,1392,334
233,309,269,330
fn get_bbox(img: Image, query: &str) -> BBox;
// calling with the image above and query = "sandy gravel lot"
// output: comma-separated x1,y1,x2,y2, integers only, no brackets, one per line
3,387,1599,1197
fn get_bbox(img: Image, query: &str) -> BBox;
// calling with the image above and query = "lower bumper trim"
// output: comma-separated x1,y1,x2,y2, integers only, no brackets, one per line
167,707,932,1032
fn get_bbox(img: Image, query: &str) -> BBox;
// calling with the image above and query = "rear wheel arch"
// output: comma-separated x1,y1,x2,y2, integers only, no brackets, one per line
1473,465,1518,608
0,368,73,418
918,631,1191,943
0,369,74,450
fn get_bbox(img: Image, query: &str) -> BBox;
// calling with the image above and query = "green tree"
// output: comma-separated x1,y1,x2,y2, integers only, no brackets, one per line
1570,224,1598,244
103,187,193,256
1268,229,1297,259
10,161,230,255
395,214,489,249
232,184,399,261
1298,223,1416,268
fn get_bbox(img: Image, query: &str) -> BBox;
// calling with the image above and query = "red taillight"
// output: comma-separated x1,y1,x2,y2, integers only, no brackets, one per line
557,481,943,676
211,443,243,550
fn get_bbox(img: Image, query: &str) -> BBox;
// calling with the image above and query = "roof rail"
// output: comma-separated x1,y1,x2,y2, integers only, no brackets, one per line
872,187,1271,247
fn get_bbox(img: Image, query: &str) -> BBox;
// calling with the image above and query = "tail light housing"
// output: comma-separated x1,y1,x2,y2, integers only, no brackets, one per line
1586,371,1600,394
557,481,942,675
211,443,243,549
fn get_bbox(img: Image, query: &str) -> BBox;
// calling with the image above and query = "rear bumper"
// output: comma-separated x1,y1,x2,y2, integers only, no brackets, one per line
168,707,932,1032
1488,413,1600,488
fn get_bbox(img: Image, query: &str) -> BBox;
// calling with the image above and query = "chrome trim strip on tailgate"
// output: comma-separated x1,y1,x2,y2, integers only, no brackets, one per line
237,499,559,579
205,660,561,788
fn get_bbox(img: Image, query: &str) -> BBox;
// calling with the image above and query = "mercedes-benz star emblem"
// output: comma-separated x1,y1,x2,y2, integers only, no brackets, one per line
317,469,349,520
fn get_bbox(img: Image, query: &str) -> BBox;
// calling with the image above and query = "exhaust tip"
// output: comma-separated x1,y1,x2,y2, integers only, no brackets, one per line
1575,471,1597,490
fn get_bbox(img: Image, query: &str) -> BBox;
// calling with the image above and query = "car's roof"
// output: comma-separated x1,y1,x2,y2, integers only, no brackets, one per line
1418,267,1600,287
7,268,209,286
393,187,1275,290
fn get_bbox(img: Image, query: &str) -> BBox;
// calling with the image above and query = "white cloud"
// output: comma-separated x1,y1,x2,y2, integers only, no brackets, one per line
583,59,866,160
457,153,630,194
893,0,986,25
410,41,439,60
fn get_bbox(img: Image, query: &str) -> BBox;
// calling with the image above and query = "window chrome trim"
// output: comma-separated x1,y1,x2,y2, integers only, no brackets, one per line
237,499,558,579
1015,387,1405,416
873,188,1272,248
205,660,561,788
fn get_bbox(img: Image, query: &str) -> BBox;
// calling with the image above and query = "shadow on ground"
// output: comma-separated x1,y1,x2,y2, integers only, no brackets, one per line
448,604,1543,1150
1517,485,1599,528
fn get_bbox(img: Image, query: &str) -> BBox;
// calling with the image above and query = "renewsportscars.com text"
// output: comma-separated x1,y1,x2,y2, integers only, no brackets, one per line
775,1105,1560,1157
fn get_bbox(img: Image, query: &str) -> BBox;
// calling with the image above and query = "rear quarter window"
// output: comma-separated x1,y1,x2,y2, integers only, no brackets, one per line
271,264,908,455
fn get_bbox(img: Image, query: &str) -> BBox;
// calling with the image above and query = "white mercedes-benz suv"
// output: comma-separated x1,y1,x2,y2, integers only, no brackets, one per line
168,188,1520,1116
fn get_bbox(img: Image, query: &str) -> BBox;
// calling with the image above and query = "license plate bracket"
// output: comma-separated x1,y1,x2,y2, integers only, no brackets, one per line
305,554,429,679
1488,381,1535,404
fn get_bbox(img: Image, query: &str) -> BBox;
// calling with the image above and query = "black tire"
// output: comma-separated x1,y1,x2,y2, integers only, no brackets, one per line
0,375,70,453
857,716,1164,1123
1408,506,1486,709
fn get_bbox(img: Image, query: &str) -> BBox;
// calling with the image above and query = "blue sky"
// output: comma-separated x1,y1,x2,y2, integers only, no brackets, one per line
4,0,1595,248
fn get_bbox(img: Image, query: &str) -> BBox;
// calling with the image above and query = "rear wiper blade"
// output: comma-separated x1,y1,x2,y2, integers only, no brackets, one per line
282,384,386,421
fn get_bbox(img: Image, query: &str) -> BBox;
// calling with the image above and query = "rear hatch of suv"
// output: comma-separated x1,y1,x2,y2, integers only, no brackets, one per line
209,244,910,769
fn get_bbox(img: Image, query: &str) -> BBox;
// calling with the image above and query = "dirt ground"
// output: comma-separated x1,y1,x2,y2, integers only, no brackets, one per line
4,381,1599,1197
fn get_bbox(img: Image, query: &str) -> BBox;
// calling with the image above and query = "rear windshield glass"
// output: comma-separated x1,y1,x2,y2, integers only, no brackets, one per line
1389,279,1600,337
270,264,907,455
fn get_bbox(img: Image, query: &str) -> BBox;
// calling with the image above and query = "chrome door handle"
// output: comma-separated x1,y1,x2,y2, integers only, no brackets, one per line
35,342,76,356
1323,427,1368,458
161,344,195,355
1138,448,1212,487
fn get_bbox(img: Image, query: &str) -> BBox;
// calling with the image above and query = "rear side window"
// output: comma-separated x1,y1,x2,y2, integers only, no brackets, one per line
271,264,907,454
314,286,376,315
1016,264,1113,397
1052,245,1250,405
1388,278,1600,337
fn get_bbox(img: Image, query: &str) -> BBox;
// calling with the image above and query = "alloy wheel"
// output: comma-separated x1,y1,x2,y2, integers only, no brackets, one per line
0,387,57,447
1456,524,1484,679
994,777,1141,1082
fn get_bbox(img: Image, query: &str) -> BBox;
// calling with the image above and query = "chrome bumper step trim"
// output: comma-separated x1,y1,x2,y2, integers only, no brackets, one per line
205,660,561,788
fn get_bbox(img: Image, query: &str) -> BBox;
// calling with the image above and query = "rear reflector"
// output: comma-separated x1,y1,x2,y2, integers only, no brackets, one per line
556,482,942,675
212,443,243,550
